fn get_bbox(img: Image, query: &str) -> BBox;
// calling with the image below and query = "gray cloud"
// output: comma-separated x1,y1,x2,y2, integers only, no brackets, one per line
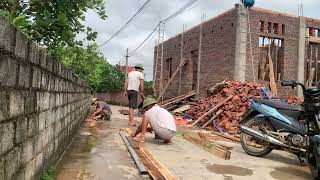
84,0,320,80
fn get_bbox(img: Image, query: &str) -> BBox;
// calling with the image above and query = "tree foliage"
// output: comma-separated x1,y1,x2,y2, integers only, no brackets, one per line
0,0,107,48
0,0,126,92
51,44,125,92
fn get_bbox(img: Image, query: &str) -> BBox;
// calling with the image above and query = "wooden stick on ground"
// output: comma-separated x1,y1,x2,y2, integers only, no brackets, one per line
201,109,223,128
211,131,240,142
268,52,278,96
189,96,233,127
183,133,231,160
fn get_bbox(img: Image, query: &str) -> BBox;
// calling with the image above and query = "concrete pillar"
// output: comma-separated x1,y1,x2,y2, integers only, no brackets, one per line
297,17,306,97
233,3,247,82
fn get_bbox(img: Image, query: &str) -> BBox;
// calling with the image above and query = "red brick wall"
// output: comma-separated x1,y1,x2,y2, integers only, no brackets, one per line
154,8,237,99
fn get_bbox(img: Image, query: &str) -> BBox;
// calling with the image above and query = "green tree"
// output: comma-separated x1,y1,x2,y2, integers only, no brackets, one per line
0,0,107,48
52,44,125,92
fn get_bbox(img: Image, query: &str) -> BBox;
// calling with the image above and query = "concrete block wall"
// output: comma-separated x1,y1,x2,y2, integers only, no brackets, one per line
0,17,91,180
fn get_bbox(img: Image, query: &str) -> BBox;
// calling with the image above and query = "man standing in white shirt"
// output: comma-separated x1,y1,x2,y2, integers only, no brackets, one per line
132,97,176,144
124,64,144,126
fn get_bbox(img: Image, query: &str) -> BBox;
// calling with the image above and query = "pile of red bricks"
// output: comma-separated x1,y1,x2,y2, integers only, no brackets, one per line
286,95,303,105
188,81,264,133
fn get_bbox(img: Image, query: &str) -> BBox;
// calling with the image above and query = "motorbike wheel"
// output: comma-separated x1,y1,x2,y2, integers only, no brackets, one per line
309,146,320,180
240,117,274,157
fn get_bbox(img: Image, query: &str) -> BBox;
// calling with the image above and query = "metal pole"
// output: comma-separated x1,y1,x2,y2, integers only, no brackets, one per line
125,48,129,78
197,15,204,97
160,23,165,101
178,24,186,95
153,39,159,90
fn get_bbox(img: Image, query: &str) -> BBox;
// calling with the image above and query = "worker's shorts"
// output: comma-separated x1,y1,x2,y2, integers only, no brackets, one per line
128,90,138,109
151,123,176,140
101,110,111,121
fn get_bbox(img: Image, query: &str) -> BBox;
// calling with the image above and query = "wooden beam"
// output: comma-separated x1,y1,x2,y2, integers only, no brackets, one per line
268,52,278,96
140,147,176,180
183,133,231,160
189,96,233,127
173,105,190,113
119,132,147,174
211,131,240,142
198,132,234,150
158,59,188,101
308,36,320,44
161,91,196,108
201,109,223,128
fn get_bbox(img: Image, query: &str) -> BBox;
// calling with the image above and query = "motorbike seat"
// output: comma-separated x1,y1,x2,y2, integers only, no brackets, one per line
257,99,303,112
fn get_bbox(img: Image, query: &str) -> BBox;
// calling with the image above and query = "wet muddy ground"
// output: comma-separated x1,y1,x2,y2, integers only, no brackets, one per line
55,114,148,180
55,105,313,180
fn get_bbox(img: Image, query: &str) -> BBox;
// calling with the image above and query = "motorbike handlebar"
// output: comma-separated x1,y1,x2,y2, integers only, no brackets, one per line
280,80,306,92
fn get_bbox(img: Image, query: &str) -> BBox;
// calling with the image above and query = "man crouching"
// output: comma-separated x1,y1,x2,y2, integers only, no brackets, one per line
132,97,176,144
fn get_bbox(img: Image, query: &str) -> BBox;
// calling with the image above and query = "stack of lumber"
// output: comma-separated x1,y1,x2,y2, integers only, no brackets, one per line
188,81,264,133
120,128,176,180
159,91,196,110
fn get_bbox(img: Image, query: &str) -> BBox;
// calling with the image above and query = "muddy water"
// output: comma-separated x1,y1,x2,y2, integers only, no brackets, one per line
270,166,313,180
55,119,147,180
206,164,253,176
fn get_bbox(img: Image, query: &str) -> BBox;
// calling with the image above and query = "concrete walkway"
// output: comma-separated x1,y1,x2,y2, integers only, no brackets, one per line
56,105,313,180
55,105,147,180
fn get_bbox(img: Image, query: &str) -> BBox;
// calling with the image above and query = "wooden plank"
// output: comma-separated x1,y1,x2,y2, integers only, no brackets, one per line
198,132,234,150
189,96,233,127
140,147,176,180
268,52,278,96
158,59,188,101
211,131,240,142
308,68,316,87
119,132,148,174
183,133,231,160
173,105,190,113
161,91,196,108
308,36,320,44
201,109,223,128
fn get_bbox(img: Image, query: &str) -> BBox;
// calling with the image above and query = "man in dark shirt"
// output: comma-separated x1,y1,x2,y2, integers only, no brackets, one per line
91,98,112,120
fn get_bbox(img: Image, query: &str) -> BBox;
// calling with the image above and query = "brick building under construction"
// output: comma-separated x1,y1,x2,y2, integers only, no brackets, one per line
153,3,320,99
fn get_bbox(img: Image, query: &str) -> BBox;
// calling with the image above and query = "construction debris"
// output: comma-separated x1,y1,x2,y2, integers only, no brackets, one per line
187,81,264,132
286,95,304,105
120,128,176,180
119,109,129,115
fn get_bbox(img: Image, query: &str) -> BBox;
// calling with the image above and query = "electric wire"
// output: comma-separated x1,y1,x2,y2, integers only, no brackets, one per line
98,0,151,47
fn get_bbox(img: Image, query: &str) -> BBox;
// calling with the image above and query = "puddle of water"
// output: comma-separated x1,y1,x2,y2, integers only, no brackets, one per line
270,167,312,180
206,164,253,176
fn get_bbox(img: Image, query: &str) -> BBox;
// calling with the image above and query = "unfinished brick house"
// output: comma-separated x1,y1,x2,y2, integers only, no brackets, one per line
153,3,320,99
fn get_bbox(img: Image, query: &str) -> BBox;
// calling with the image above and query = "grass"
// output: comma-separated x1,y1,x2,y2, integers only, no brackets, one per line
41,167,55,180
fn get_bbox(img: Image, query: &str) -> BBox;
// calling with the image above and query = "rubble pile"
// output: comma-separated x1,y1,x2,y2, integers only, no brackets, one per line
188,81,264,132
286,95,304,105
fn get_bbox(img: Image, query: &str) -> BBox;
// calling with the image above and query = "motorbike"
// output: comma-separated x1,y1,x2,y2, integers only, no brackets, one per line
240,80,320,179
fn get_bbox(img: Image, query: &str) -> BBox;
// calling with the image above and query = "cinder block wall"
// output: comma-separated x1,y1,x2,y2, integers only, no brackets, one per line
0,17,91,180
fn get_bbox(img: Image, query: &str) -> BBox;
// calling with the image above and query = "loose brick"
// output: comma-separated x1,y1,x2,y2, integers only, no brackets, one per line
0,55,18,87
9,91,25,117
15,30,28,60
0,122,14,155
0,17,16,53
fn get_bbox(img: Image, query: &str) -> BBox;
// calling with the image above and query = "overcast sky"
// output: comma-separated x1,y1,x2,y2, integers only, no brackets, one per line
84,0,320,80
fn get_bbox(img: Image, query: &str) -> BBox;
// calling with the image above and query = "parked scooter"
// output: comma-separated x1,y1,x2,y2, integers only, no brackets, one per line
240,81,320,179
